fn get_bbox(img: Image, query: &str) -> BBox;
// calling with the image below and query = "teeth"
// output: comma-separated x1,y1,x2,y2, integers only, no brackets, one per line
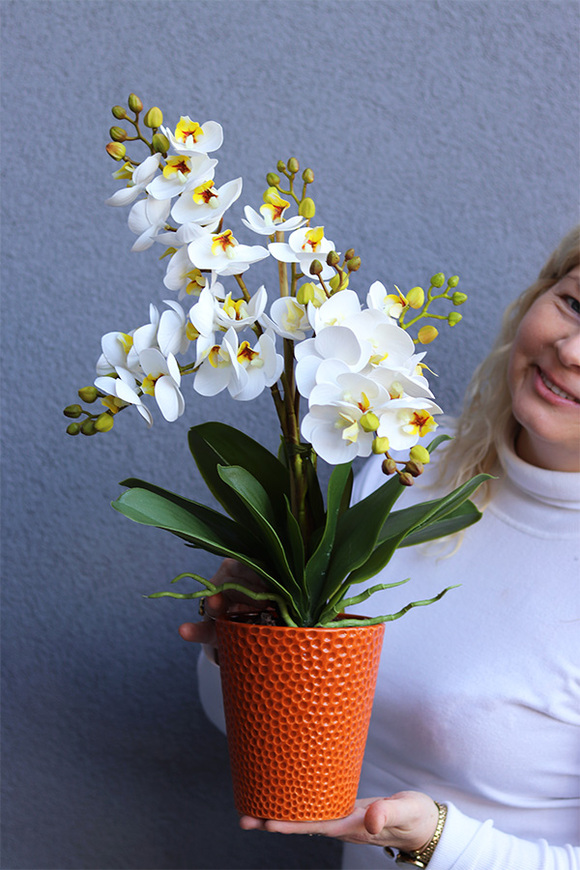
540,371,579,403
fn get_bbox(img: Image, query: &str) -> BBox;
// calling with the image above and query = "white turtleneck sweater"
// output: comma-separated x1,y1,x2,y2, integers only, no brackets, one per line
198,438,580,869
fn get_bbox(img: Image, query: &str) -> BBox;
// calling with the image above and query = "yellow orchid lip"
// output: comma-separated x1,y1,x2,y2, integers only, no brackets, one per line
302,227,324,252
211,230,238,255
163,156,191,179
175,118,204,144
193,180,218,204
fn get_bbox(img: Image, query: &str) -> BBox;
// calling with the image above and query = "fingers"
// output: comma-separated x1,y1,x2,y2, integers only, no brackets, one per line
178,620,217,646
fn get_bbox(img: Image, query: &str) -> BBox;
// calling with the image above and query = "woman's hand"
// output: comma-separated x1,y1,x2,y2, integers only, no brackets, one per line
178,558,268,649
239,791,439,852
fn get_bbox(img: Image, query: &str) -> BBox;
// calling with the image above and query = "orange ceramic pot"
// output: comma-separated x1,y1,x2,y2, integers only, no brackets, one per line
215,616,385,821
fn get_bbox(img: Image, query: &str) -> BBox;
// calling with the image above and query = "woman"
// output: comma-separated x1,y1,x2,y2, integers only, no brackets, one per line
180,227,580,869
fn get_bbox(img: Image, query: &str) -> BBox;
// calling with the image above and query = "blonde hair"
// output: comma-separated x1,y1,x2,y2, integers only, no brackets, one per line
439,225,580,501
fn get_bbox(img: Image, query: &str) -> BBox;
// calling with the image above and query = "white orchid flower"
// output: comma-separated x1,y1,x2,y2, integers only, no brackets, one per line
98,330,140,376
160,117,223,155
376,397,442,451
158,301,192,357
194,328,282,401
232,331,283,401
138,348,185,422
294,326,368,399
214,286,268,332
188,287,219,363
171,178,243,227
269,226,336,280
308,289,362,332
156,221,214,249
346,309,419,372
127,196,171,251
94,369,153,427
371,364,434,401
193,328,240,398
260,296,311,340
187,229,269,277
366,280,407,320
130,304,161,365
241,205,306,236
163,243,208,300
105,154,162,207
301,371,392,465
146,153,218,201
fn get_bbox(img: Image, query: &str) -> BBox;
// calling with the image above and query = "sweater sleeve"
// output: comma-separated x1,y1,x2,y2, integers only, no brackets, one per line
428,803,580,870
196,645,227,735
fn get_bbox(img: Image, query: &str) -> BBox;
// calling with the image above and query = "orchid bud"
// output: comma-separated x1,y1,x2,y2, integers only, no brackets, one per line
409,445,430,465
109,126,128,142
296,282,316,305
448,275,460,288
326,250,340,267
309,259,323,276
329,273,349,292
287,157,299,173
346,256,361,272
78,386,99,403
266,172,280,186
144,106,163,128
299,197,316,218
106,142,126,161
80,419,96,436
452,291,468,305
66,422,81,436
127,93,143,113
430,272,445,288
112,105,128,120
448,311,462,326
277,160,287,172
418,325,438,344
152,132,170,153
94,412,114,433
382,458,398,476
302,168,314,183
372,436,390,454
406,286,425,309
360,411,380,433
263,186,279,204
64,404,82,418
398,471,415,486
344,248,355,261
405,460,424,477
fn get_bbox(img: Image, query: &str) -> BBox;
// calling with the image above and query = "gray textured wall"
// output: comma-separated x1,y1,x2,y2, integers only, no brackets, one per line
1,1,578,868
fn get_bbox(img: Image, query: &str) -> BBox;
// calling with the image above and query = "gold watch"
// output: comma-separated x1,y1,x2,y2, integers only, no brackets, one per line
384,802,447,868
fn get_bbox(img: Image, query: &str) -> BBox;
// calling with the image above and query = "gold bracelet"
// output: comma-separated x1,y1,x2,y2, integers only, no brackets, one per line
384,802,447,868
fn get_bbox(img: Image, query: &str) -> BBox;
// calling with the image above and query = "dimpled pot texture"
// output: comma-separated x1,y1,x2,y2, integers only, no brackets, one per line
215,617,385,821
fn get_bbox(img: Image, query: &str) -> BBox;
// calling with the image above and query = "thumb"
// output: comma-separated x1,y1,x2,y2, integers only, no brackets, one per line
364,798,395,835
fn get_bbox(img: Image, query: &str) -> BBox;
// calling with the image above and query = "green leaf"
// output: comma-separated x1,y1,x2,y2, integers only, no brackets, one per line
398,501,482,547
113,486,254,556
112,486,296,608
346,473,491,586
217,465,304,604
188,422,290,526
303,462,353,619
318,472,406,604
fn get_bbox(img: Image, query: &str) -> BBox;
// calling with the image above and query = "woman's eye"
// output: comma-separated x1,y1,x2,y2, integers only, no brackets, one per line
564,294,580,315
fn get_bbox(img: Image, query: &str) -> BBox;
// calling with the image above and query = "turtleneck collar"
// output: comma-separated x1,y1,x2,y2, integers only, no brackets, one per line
489,434,580,538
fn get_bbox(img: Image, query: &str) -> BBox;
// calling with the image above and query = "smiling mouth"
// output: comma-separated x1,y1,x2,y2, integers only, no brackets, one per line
539,369,580,404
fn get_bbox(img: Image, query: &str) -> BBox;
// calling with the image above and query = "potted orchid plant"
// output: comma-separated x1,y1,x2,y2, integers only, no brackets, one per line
64,93,489,820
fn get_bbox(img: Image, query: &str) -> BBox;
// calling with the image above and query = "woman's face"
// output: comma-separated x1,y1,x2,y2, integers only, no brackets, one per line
508,265,580,471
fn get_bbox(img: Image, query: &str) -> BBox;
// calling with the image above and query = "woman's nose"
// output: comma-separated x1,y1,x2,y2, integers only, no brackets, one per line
556,330,580,368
